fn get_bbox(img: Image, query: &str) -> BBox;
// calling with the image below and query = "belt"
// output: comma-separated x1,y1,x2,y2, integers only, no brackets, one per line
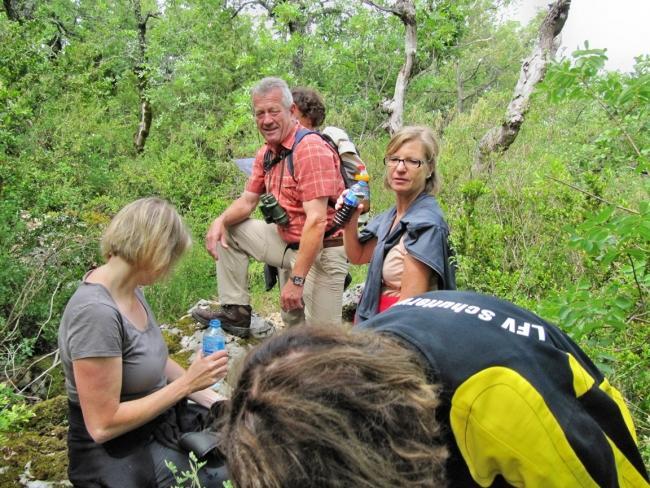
286,237,343,251
323,237,344,248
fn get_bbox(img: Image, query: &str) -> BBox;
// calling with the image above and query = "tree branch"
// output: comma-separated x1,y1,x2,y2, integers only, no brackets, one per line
627,254,646,306
363,0,400,16
230,0,260,18
131,1,158,153
142,12,160,26
461,58,484,84
17,349,61,396
545,175,639,215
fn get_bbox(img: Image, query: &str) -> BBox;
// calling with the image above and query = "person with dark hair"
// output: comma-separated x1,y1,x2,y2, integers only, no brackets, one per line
194,77,349,332
291,86,327,129
340,125,455,322
58,198,229,487
222,290,649,488
290,86,367,190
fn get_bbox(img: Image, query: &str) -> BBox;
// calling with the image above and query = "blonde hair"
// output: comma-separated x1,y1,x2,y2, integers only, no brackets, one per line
100,197,191,274
384,126,441,195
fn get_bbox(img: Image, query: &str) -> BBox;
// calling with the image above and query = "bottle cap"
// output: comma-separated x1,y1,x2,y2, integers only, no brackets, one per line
209,319,221,328
354,173,370,182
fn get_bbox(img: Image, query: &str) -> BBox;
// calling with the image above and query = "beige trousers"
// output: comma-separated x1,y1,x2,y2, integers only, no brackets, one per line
216,219,349,327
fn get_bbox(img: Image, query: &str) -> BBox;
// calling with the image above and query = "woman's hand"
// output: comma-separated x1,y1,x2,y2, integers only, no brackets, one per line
334,189,350,210
335,189,364,228
182,349,229,393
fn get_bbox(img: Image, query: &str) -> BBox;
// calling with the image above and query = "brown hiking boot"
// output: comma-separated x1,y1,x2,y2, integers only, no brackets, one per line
192,304,252,338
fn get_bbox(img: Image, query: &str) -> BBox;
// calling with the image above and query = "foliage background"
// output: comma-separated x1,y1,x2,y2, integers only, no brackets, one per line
1,0,648,467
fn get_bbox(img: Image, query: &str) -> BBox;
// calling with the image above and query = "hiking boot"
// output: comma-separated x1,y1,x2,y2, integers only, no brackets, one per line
192,304,252,338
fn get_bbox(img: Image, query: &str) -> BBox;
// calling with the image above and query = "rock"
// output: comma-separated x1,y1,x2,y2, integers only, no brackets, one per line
20,460,72,487
1,430,68,487
342,283,364,322
164,300,283,396
27,396,68,434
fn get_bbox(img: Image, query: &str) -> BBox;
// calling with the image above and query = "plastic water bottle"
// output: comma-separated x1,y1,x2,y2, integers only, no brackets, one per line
203,319,226,390
350,173,370,225
203,319,226,356
333,192,359,228
350,178,370,207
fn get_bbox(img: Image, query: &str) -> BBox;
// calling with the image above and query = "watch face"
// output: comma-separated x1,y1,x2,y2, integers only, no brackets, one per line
292,276,305,286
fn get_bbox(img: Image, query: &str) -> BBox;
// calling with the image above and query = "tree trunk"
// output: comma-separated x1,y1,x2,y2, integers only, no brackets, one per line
472,0,571,175
3,0,34,22
455,60,464,114
288,18,306,74
132,1,157,154
386,9,416,134
365,0,416,135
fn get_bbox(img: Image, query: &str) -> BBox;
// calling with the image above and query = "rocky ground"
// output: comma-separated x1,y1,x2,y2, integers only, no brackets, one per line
0,286,361,486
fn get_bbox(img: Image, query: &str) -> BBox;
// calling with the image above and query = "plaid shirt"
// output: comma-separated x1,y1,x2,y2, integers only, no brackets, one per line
246,123,344,243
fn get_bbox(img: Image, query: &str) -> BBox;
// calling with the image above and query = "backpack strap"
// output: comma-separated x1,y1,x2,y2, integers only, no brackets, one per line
263,146,290,173
286,128,320,181
286,128,344,238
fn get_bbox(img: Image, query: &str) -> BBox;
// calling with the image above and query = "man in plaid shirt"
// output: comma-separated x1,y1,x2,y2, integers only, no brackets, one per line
193,77,349,336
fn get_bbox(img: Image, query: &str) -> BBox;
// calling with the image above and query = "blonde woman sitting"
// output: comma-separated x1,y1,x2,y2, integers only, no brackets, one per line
58,198,228,487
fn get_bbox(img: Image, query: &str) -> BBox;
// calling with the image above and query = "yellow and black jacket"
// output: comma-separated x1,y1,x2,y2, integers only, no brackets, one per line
361,290,649,487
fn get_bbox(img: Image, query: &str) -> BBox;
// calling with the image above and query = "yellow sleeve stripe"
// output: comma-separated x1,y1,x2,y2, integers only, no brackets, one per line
567,353,595,397
599,378,639,445
566,352,639,445
606,437,650,487
450,366,598,487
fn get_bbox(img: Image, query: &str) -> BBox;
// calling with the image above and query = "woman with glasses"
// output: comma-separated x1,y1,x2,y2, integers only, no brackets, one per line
340,126,456,322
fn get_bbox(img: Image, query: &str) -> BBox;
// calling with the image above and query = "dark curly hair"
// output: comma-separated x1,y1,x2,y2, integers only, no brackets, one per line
291,87,327,129
220,326,448,488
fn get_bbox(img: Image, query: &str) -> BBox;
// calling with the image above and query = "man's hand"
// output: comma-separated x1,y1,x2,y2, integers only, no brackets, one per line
205,217,228,260
281,280,305,312
205,192,261,260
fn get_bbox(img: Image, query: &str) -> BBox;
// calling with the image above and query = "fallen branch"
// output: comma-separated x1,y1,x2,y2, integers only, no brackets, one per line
18,349,61,396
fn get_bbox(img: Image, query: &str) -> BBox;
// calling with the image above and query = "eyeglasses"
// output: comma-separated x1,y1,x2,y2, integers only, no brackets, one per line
384,156,424,169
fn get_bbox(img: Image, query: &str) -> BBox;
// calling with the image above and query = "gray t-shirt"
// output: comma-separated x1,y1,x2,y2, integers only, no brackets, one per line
58,281,168,404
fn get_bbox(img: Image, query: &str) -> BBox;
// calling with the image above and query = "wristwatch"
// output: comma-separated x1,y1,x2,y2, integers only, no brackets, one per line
290,275,305,287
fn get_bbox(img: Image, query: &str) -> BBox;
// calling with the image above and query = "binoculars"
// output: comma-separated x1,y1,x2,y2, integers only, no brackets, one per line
259,193,289,226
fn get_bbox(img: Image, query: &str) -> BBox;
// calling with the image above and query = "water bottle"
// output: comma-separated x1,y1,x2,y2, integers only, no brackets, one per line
350,173,370,224
333,192,359,228
350,177,370,207
203,319,226,390
203,319,226,356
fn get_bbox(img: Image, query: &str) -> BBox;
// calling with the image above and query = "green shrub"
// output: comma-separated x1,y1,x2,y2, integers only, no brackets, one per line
0,383,35,442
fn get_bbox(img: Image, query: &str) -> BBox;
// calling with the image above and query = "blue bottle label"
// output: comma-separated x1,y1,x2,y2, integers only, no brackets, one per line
203,334,225,355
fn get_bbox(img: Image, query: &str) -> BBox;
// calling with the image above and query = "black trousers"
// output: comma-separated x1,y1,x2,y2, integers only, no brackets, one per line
67,401,228,487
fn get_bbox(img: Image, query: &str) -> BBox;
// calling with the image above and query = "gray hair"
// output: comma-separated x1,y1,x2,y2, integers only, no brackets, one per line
251,77,293,109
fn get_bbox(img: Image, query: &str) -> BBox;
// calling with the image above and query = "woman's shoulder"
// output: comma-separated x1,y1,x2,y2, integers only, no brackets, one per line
62,281,120,322
404,195,448,230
